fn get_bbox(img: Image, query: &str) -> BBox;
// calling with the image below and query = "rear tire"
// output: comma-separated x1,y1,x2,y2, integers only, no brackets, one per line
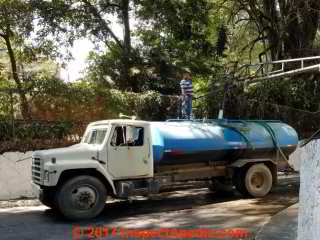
234,164,273,198
244,164,273,197
55,175,107,220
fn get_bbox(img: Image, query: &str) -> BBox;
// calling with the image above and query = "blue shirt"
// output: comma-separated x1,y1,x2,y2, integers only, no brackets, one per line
180,79,192,96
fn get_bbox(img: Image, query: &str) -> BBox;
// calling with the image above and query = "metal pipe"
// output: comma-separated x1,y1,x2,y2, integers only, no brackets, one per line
249,64,320,83
242,56,320,67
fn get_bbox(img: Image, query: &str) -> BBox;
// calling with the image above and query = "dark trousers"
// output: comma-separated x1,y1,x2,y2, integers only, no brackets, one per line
181,95,192,119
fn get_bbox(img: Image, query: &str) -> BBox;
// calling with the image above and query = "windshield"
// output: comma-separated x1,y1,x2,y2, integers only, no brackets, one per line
83,128,108,145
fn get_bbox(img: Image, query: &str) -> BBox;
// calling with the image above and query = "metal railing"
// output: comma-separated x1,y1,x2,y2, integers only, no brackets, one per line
238,56,320,83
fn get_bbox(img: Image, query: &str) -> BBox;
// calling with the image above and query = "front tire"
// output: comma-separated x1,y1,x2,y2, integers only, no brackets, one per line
56,175,107,220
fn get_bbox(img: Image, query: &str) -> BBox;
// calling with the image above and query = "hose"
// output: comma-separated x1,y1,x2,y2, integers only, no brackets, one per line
300,128,320,147
219,119,293,171
253,121,289,162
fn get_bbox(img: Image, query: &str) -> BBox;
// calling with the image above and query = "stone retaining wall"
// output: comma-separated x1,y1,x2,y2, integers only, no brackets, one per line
0,151,36,200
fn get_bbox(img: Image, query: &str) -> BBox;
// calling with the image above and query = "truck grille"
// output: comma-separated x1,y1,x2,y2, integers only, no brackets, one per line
32,157,42,184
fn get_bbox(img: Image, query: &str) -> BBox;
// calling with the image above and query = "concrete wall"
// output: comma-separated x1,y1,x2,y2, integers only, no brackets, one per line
298,139,320,240
0,151,36,200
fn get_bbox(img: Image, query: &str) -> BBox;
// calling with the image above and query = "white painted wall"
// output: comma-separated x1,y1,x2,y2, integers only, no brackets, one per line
298,139,320,240
0,151,37,200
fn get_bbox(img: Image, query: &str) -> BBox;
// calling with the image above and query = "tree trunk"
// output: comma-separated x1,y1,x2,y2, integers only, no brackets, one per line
273,0,319,59
2,33,31,120
262,0,283,61
81,0,123,48
120,0,132,90
241,0,320,62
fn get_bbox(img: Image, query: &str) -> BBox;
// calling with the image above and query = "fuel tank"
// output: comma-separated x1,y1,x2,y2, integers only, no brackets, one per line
150,120,298,166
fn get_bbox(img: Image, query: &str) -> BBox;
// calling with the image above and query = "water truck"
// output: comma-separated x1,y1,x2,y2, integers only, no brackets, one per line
31,118,298,220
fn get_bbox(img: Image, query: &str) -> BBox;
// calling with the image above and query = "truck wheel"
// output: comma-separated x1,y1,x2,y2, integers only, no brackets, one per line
243,164,273,197
56,175,107,220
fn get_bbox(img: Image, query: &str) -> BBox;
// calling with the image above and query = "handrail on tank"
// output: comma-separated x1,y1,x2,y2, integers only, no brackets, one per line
217,119,283,124
166,118,283,124
165,119,194,122
192,119,283,124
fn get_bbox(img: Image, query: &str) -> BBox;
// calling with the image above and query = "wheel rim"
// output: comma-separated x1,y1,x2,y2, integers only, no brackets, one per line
244,164,272,197
70,185,98,210
251,172,265,189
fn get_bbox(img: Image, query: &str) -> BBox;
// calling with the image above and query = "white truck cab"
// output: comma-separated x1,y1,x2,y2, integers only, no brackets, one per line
32,120,154,220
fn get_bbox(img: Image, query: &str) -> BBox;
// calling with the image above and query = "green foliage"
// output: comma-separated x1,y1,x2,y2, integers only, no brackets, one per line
0,120,84,154
244,74,320,112
107,89,179,120
220,0,320,62
0,0,33,38
0,81,181,152
84,43,123,88
0,120,73,141
81,0,220,93
0,0,319,144
0,0,61,62
135,0,217,74
29,79,180,122
0,121,12,140
32,0,133,89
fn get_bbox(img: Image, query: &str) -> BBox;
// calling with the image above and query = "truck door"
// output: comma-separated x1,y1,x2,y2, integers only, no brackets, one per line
107,125,151,178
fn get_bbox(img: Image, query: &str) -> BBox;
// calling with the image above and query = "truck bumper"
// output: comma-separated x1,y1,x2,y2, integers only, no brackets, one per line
31,182,42,199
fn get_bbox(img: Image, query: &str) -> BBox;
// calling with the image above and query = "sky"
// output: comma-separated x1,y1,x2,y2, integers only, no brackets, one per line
59,39,95,82
59,16,124,82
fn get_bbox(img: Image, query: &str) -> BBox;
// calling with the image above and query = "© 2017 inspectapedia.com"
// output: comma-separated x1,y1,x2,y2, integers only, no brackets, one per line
72,226,252,239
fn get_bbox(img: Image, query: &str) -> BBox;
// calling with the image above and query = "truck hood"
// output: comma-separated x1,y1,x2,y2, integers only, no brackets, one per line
33,143,98,161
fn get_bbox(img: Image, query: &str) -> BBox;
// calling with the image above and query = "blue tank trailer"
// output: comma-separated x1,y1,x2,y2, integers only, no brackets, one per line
151,119,298,166
146,119,298,197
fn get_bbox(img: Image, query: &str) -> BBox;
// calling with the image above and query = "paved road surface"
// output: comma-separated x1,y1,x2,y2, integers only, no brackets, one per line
0,175,299,240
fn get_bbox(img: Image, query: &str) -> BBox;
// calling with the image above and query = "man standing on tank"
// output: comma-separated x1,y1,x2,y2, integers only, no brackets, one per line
180,70,193,119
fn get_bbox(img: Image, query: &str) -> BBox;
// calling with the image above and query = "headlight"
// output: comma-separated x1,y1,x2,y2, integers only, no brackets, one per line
44,170,49,181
